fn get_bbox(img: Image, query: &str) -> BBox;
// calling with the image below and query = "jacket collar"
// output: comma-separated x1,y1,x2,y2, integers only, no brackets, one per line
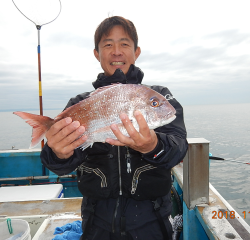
92,64,144,89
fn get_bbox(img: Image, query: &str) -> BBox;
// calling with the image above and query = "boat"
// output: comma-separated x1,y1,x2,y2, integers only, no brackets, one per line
1,138,250,239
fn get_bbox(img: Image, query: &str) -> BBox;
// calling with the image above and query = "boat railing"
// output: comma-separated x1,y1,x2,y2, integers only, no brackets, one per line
172,138,250,240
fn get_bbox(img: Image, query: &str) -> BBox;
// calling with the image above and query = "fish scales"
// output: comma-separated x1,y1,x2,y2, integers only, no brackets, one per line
13,84,176,150
86,85,130,142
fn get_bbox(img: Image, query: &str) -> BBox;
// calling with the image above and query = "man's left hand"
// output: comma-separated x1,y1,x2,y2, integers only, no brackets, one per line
105,110,158,154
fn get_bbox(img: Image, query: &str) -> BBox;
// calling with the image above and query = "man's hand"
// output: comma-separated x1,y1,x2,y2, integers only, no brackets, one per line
106,110,158,154
46,117,87,159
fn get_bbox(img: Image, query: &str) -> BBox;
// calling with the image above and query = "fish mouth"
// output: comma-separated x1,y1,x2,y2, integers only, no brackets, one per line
163,115,176,125
110,62,125,66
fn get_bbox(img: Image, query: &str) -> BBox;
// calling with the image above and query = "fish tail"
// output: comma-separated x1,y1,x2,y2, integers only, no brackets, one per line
13,111,54,148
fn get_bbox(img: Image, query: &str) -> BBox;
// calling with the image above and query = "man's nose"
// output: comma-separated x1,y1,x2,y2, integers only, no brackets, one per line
112,45,122,56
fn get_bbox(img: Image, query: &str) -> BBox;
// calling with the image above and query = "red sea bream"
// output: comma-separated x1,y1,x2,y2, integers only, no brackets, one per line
14,84,176,150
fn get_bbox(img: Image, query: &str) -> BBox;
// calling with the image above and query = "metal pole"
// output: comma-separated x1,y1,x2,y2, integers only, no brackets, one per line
37,26,46,176
183,138,210,209
0,175,77,182
37,25,44,149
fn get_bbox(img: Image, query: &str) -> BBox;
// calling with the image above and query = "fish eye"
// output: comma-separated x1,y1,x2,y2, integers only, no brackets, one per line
150,97,160,107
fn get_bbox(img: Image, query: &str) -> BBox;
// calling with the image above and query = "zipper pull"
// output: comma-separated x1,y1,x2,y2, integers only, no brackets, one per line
77,164,84,176
126,149,131,173
131,179,138,194
80,166,84,176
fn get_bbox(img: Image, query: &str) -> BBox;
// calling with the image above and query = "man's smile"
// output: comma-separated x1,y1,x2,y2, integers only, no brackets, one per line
110,62,125,65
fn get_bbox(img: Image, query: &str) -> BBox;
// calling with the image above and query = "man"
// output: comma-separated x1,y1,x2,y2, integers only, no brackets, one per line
41,16,188,240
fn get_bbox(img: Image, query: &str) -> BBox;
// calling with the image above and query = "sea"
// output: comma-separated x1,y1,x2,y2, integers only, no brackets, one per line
0,103,250,225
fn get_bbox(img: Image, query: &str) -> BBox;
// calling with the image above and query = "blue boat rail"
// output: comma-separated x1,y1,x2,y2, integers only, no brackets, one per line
0,148,81,198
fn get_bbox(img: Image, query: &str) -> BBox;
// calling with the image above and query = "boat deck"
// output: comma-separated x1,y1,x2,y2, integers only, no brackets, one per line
0,197,81,216
0,198,82,239
33,217,81,239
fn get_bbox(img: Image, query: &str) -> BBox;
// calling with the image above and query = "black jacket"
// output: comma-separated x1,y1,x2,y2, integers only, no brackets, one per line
40,65,188,233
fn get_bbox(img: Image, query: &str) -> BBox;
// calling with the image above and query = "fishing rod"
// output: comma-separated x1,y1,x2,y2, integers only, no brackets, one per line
209,156,250,165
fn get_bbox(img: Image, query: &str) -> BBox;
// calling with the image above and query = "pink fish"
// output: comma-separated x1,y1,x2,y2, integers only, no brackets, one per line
14,84,176,150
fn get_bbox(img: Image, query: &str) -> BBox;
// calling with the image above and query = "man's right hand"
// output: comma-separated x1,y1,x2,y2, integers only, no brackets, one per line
46,117,87,159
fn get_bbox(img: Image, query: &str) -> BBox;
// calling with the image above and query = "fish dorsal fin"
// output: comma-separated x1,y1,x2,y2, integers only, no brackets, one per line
89,83,123,97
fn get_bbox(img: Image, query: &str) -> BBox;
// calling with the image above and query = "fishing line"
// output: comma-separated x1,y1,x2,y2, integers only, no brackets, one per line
209,155,250,165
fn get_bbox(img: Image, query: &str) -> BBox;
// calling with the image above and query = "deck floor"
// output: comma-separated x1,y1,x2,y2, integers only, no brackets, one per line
0,198,82,239
34,217,81,240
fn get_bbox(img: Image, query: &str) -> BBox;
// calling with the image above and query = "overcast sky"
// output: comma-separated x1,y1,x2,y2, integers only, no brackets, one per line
0,0,250,111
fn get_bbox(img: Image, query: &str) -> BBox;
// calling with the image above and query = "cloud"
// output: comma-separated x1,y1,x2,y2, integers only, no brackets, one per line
139,46,226,71
0,67,95,111
137,46,226,73
137,33,250,84
0,47,9,59
204,29,250,46
135,31,250,106
1,0,250,111
0,63,36,86
45,32,93,49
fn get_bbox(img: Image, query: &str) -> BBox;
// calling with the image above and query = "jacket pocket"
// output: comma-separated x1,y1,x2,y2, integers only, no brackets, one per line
78,163,107,188
130,164,172,201
77,152,118,199
131,164,157,194
77,163,112,199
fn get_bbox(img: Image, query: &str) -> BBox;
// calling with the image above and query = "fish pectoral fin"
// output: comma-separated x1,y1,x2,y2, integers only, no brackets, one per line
78,140,93,151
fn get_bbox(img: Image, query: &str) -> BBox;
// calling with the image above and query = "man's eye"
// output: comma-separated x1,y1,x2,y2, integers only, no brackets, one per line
104,44,112,47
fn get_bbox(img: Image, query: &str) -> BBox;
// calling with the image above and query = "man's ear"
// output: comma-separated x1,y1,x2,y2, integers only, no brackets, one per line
135,47,141,61
94,49,100,62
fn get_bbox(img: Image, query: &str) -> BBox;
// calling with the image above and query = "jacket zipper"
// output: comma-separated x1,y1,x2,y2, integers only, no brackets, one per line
112,146,122,233
118,146,122,195
131,164,157,194
112,197,120,233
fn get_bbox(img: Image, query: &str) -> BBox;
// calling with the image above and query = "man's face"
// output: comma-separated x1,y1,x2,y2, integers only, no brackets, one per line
94,25,141,76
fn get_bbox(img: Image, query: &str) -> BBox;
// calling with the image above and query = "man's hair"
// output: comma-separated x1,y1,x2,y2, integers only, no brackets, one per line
94,16,138,52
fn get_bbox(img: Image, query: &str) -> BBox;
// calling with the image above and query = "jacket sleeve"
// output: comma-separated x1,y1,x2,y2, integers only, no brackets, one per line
40,92,90,176
142,85,188,169
40,145,86,176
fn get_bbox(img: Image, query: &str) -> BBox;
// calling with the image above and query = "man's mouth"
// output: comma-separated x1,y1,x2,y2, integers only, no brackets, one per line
110,62,125,66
